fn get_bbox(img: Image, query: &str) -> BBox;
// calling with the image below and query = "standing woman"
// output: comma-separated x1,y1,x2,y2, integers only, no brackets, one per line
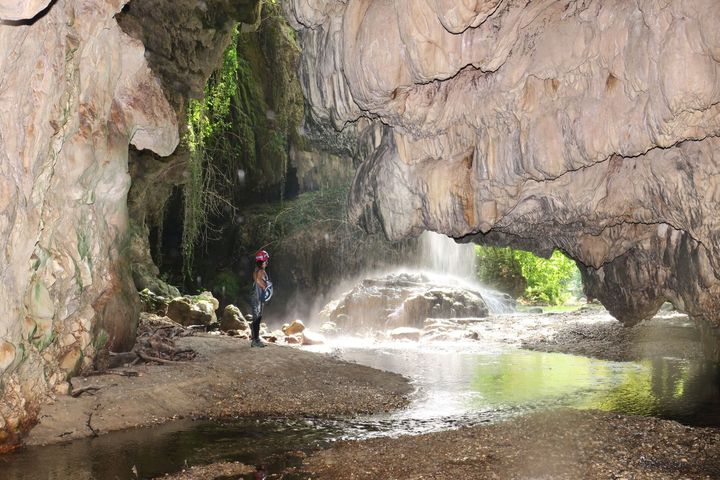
250,250,272,347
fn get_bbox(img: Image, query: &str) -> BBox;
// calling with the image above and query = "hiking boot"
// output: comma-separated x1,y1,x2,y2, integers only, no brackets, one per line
250,339,266,348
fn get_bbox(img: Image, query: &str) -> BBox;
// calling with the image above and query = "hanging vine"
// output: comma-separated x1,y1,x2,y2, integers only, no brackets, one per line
182,26,242,279
179,2,305,281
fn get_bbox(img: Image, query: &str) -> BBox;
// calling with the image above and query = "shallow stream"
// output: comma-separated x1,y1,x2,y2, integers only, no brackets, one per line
2,336,719,479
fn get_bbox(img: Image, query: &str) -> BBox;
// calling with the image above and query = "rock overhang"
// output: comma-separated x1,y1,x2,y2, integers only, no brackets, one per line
286,0,720,343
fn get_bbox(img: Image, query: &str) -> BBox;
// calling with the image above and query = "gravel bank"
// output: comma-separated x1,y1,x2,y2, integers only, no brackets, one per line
521,309,703,362
302,409,720,479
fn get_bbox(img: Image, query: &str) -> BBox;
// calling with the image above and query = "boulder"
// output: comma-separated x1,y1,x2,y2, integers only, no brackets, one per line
389,327,422,341
282,319,306,335
319,321,338,335
221,305,248,332
138,289,170,316
319,272,491,332
301,330,325,346
166,295,218,327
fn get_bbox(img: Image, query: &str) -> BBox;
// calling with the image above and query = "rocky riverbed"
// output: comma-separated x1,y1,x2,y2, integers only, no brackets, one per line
150,409,720,480
520,306,704,362
300,409,720,479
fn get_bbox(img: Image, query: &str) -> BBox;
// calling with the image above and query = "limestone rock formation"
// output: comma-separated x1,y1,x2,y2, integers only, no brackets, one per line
0,0,180,447
287,0,720,357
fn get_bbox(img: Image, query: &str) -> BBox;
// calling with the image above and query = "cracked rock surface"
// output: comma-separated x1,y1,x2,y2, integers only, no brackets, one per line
287,0,720,356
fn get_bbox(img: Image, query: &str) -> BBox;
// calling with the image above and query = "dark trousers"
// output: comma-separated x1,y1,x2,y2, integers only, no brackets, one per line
251,300,263,341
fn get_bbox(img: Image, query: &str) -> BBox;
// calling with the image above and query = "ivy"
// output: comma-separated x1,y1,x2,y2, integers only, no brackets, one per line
180,2,306,281
183,26,243,279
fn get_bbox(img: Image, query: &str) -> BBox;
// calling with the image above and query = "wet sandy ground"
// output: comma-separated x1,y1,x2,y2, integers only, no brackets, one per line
25,335,411,446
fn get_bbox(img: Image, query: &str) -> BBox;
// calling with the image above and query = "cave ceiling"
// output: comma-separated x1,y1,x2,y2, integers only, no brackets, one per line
285,0,720,332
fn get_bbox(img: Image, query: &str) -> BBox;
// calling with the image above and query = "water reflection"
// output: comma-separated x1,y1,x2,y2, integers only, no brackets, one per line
328,342,720,434
0,418,332,480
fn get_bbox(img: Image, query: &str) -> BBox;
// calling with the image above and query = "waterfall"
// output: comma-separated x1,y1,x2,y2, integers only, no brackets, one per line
417,232,513,313
419,232,477,279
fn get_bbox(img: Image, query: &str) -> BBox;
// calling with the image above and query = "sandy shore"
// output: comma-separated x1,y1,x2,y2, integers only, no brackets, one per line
25,334,411,446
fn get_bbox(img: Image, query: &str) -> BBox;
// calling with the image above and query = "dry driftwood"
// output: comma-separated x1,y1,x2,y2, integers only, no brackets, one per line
84,316,198,376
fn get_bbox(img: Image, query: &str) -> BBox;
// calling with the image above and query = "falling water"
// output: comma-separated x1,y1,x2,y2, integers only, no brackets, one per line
417,231,513,313
419,231,477,279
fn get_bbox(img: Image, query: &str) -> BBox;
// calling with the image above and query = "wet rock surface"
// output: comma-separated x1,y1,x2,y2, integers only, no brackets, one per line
319,272,491,330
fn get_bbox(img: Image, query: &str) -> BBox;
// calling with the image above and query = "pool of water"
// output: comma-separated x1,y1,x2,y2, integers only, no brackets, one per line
2,340,718,479
322,340,720,436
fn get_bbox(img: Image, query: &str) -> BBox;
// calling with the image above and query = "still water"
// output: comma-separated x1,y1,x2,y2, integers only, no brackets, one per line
2,341,718,479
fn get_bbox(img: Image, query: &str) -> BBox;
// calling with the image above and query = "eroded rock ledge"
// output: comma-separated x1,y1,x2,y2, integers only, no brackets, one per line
287,0,720,354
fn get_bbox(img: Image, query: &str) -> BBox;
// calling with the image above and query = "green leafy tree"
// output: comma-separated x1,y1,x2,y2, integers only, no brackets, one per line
476,246,580,305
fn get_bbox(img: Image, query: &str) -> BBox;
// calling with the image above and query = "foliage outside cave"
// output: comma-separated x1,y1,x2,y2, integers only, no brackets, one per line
475,246,582,306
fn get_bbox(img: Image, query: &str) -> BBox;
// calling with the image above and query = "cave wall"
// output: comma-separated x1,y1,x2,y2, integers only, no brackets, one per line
0,0,178,447
0,0,267,449
286,0,720,353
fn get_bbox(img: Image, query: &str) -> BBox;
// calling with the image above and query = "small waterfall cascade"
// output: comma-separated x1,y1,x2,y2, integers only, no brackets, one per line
419,231,477,279
418,232,513,313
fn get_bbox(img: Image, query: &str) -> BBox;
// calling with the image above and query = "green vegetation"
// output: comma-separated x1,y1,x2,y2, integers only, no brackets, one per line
180,3,305,280
240,183,402,260
243,185,351,242
476,246,581,305
183,26,241,278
